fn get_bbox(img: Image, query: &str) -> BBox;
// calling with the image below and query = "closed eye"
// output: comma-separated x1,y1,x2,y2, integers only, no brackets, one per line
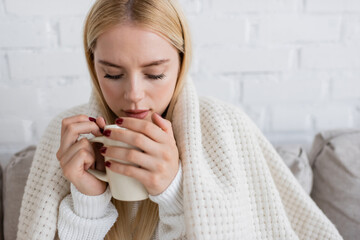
104,74,124,80
146,74,165,80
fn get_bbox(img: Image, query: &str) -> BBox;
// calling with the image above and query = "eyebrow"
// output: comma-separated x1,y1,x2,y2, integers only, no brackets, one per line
98,59,170,68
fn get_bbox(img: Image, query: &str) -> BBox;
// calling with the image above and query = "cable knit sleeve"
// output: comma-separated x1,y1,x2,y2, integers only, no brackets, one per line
149,162,186,239
57,184,118,240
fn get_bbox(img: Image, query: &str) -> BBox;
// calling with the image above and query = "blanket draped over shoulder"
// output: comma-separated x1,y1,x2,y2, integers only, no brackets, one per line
17,78,342,240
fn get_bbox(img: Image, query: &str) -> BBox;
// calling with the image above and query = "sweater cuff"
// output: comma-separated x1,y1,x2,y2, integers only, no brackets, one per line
149,162,183,215
71,183,113,219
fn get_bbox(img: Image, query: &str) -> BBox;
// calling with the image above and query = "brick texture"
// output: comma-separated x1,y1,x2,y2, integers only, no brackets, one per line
1,0,360,160
4,0,96,16
8,50,88,79
301,45,360,69
0,18,57,48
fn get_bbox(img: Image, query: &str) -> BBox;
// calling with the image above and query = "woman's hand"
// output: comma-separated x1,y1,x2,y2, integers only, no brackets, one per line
101,113,179,196
56,114,107,196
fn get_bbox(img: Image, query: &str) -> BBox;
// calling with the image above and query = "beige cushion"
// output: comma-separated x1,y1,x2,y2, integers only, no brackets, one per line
3,146,35,240
308,129,360,240
276,145,313,194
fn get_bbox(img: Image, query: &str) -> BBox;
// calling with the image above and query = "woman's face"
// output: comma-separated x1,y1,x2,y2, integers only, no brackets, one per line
93,24,180,121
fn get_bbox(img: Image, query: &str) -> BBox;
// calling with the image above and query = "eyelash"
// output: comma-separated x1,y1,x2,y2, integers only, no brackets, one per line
104,74,123,80
104,74,165,80
146,73,165,80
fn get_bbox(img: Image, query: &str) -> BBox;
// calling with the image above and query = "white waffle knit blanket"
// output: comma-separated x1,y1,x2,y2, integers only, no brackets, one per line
17,78,342,239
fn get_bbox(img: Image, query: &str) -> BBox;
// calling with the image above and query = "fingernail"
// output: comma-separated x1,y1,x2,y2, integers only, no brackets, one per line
103,129,111,137
115,118,123,125
100,147,107,154
105,161,111,168
89,117,96,122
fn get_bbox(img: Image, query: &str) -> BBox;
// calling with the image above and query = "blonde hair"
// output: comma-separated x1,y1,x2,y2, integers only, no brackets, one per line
83,0,191,239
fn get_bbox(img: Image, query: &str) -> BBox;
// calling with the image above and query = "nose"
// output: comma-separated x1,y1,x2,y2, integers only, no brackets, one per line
124,75,145,103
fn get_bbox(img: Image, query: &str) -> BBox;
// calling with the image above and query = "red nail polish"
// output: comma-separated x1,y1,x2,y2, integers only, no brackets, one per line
100,147,107,154
103,129,111,137
89,117,96,122
115,118,123,125
105,161,111,168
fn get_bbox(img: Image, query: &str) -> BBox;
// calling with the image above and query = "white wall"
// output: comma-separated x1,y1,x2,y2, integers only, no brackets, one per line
1,0,360,161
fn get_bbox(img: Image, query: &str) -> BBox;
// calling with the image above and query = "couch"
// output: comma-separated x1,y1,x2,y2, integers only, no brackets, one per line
1,129,359,240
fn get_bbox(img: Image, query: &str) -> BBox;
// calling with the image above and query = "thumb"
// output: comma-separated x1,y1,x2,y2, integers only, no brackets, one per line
151,112,172,134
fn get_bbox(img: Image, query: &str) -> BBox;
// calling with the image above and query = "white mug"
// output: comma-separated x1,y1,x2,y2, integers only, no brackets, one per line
88,124,148,201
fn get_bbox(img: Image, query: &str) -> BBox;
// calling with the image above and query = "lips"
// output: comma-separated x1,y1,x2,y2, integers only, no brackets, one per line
123,109,149,119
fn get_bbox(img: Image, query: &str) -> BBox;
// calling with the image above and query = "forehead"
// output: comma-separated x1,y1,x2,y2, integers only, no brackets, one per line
94,24,177,63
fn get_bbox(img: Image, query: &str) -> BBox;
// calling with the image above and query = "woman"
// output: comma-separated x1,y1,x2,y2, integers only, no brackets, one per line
17,0,343,239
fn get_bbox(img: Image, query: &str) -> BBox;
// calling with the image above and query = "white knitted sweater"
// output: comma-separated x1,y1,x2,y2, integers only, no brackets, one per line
17,78,342,239
57,163,184,239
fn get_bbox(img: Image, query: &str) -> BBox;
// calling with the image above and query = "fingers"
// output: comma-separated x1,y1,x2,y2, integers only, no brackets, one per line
151,112,173,135
57,114,108,196
60,145,95,181
113,115,171,143
105,159,177,196
96,116,106,128
59,138,95,168
102,114,176,157
62,117,103,138
61,147,107,196
105,160,152,188
92,116,106,136
102,146,156,171
57,115,104,159
61,115,93,136
59,121,101,157
105,127,160,153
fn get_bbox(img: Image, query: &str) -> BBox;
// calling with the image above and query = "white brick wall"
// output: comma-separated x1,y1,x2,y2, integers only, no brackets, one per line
302,45,360,69
314,105,353,130
306,0,360,13
8,50,88,79
1,0,360,165
193,73,240,106
4,0,96,16
332,76,360,100
0,86,41,119
189,16,247,46
0,0,5,15
59,17,85,47
242,78,325,104
200,47,293,72
212,0,301,13
271,105,313,132
0,52,8,81
342,15,360,45
0,18,57,48
0,119,34,143
258,15,341,43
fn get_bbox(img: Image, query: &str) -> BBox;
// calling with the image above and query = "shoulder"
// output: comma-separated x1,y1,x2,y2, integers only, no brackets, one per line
199,96,248,121
198,96,261,134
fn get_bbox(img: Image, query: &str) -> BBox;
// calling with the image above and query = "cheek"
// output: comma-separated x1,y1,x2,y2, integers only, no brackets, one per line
100,81,118,101
156,75,177,104
97,76,120,105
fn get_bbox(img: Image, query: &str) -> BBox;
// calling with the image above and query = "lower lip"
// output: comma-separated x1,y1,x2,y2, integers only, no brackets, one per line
124,111,149,119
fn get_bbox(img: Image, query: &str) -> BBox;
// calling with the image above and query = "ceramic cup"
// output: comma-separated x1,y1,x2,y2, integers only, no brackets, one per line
88,124,148,201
